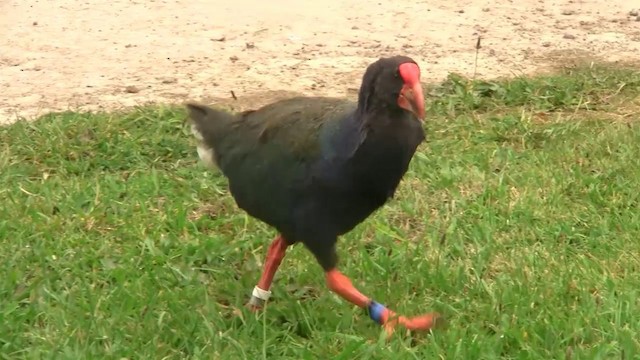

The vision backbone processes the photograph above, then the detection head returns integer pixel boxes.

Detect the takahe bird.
[186,55,440,335]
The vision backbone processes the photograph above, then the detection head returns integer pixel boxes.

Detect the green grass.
[1,62,640,359]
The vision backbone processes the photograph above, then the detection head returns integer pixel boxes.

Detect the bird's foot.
[368,301,443,338]
[382,311,443,338]
[245,302,263,312]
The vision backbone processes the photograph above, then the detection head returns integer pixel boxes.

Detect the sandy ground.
[1,0,639,125]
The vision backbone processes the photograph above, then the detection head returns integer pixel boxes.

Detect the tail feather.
[186,103,234,170]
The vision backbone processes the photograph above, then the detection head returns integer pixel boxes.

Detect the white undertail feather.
[190,123,204,141]
[190,123,218,169]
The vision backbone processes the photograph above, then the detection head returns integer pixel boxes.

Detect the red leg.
[325,270,369,307]
[325,269,441,337]
[247,234,289,310]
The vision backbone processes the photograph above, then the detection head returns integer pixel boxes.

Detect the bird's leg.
[247,234,289,311]
[325,269,441,337]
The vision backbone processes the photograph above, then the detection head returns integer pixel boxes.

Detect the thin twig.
[473,36,482,80]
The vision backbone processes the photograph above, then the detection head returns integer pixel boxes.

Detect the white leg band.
[252,286,272,301]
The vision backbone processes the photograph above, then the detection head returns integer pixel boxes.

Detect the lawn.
[1,62,640,359]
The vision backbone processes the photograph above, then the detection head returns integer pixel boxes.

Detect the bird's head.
[358,55,425,120]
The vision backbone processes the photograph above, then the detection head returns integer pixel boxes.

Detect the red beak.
[398,82,425,120]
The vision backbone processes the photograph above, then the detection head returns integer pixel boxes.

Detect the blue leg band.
[368,300,387,325]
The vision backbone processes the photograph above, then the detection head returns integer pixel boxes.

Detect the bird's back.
[188,97,359,238]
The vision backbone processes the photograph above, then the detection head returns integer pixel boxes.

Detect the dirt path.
[1,0,638,125]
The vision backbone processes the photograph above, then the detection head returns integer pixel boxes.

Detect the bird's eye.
[394,70,400,78]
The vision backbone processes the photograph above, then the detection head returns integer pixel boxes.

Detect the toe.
[402,312,443,331]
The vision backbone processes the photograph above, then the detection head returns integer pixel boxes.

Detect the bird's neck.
[357,100,404,128]
[354,89,423,146]
[356,106,412,136]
